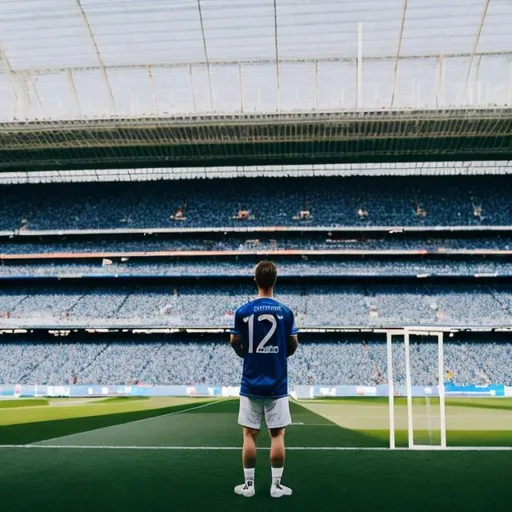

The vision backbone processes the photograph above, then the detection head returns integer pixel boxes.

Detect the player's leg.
[234,396,263,497]
[265,397,293,498]
[241,427,259,482]
[269,428,292,497]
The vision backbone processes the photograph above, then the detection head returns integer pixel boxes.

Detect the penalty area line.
[0,445,511,451]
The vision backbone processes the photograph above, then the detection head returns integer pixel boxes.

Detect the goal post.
[387,327,447,450]
[404,328,447,449]
[386,331,396,449]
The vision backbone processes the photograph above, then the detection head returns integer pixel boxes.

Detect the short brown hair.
[255,261,277,289]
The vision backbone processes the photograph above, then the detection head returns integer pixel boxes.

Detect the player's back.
[232,297,297,398]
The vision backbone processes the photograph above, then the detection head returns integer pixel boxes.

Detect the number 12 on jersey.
[244,313,280,354]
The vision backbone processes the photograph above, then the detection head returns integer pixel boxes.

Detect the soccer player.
[230,261,299,498]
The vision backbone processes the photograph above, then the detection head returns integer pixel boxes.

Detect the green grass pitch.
[0,397,511,512]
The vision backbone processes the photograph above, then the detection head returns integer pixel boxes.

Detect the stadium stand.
[0,339,510,387]
[1,283,512,328]
[1,175,512,230]
[2,236,512,254]
[1,258,511,278]
[1,174,512,390]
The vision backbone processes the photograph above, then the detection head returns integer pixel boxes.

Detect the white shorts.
[238,395,291,430]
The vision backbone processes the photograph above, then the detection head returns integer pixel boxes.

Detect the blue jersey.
[231,297,298,398]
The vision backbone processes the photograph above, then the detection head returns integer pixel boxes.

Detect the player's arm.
[230,334,244,358]
[286,309,299,357]
[230,308,244,358]
[287,334,298,358]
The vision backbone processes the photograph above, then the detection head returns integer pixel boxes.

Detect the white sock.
[244,468,255,487]
[271,467,283,486]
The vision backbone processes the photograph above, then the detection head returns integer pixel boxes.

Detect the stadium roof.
[0,0,511,171]
[1,109,511,173]
[2,160,511,185]
[1,0,511,119]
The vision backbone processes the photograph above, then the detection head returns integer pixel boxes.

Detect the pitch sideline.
[0,445,511,451]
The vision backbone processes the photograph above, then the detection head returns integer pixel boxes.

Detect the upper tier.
[1,175,512,231]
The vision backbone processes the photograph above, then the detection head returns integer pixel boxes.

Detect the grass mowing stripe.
[31,399,226,445]
[1,445,512,451]
[68,398,223,430]
[0,398,220,445]
[93,397,150,404]
[0,397,210,427]
[2,448,510,511]
[1,400,146,411]
[0,399,49,409]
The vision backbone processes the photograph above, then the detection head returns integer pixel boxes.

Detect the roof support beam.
[2,51,512,77]
[196,0,213,111]
[436,55,445,108]
[0,45,31,119]
[314,60,319,110]
[147,65,158,117]
[390,0,408,107]
[273,0,281,112]
[26,72,45,117]
[238,62,244,113]
[189,64,197,114]
[508,61,512,107]
[356,22,363,109]
[0,45,19,118]
[66,69,82,118]
[75,0,116,115]
[464,0,490,99]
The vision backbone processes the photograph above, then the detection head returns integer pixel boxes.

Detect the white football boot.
[270,481,293,498]
[234,481,255,498]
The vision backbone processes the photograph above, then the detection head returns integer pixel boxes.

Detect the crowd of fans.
[2,236,511,255]
[1,283,512,328]
[1,175,511,230]
[1,258,511,278]
[0,339,510,386]
[1,175,511,390]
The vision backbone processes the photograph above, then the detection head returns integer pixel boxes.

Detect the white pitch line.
[0,445,511,451]
[326,413,512,418]
[290,423,338,427]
